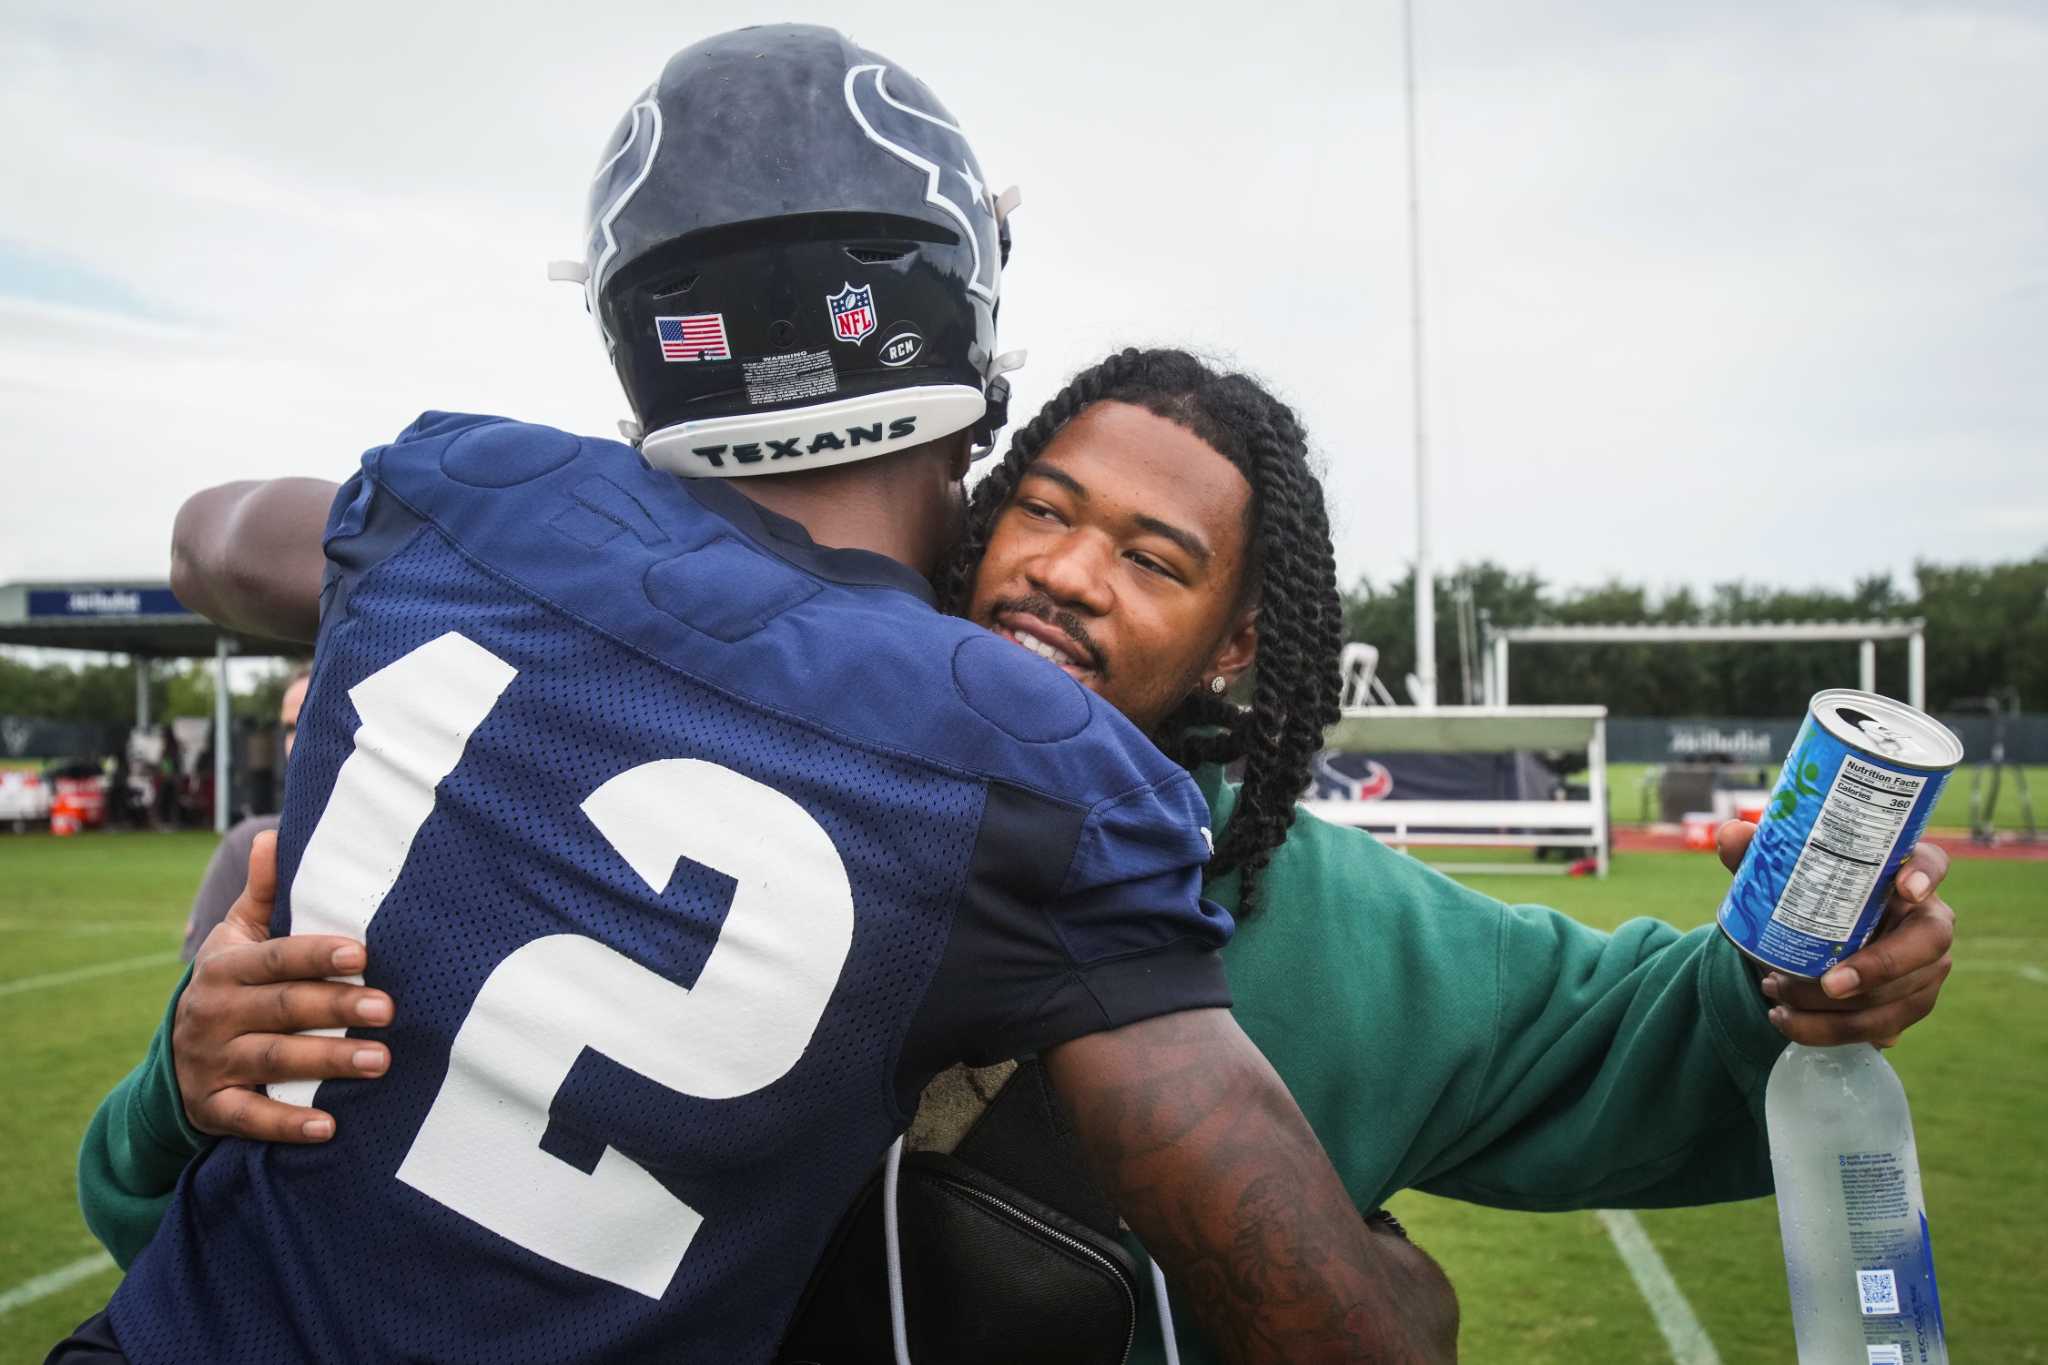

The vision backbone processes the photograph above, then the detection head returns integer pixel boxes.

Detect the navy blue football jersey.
[109,414,1231,1364]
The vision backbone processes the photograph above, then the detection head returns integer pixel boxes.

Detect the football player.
[52,27,1433,1365]
[82,346,1957,1365]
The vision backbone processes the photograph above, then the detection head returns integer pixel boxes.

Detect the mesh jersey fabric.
[108,413,1230,1364]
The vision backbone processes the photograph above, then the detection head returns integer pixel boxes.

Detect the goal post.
[1480,620,1929,712]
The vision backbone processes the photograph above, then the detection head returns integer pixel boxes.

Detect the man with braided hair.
[87,345,1961,1364]
[942,346,1346,918]
[927,345,1958,1364]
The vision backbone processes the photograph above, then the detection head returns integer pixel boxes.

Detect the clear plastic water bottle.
[1766,1043,1948,1364]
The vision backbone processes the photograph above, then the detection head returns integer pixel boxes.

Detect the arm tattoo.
[1049,1011,1452,1364]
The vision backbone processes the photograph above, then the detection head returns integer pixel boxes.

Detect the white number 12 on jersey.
[279,631,855,1299]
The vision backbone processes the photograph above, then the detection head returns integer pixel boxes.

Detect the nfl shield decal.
[826,283,877,344]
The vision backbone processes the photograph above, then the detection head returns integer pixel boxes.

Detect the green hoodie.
[79,767,1786,1361]
[1121,767,1785,1364]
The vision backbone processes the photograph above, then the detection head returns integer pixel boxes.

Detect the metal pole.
[214,637,231,834]
[1493,635,1511,706]
[1453,585,1472,706]
[1859,640,1877,696]
[1908,629,1926,713]
[1590,717,1610,878]
[1402,0,1436,707]
[134,656,150,729]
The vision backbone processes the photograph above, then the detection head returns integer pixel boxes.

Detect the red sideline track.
[1612,825,2048,861]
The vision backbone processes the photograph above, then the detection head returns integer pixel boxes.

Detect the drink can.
[1718,689,1962,979]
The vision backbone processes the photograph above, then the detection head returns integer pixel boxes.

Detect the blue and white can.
[1718,689,1962,979]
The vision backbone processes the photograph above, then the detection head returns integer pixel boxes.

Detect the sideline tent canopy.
[0,580,297,832]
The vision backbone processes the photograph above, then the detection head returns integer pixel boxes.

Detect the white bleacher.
[1307,700,1611,877]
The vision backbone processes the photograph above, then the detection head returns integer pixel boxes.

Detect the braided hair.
[937,347,1343,918]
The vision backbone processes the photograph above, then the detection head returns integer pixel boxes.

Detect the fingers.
[221,830,281,936]
[205,935,368,989]
[188,1088,340,1144]
[246,827,279,903]
[1715,820,1756,874]
[1766,954,1950,1016]
[1818,896,1954,1000]
[1889,842,1950,907]
[220,1032,389,1089]
[181,965,391,1038]
[192,913,266,960]
[1760,892,1955,1046]
[1768,982,1941,1047]
[207,979,395,1037]
[173,927,394,1143]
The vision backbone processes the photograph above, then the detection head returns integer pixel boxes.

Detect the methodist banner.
[1606,715,2048,765]
[25,587,192,618]
[1605,718,1802,765]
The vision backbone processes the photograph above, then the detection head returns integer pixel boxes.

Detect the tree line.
[4,552,2043,726]
[1342,553,2048,718]
[0,657,299,727]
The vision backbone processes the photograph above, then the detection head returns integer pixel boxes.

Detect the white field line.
[1950,961,2047,984]
[0,918,177,935]
[0,1251,116,1315]
[1596,1209,1723,1365]
[0,950,181,999]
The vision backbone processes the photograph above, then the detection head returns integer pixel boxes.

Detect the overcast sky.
[3,0,2043,609]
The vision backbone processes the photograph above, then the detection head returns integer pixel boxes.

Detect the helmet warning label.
[744,351,839,406]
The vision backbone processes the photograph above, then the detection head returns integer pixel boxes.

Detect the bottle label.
[1837,1153,1945,1362]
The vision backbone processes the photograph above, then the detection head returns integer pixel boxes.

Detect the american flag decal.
[656,314,730,362]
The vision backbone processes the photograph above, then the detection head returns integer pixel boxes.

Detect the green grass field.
[2,831,2042,1361]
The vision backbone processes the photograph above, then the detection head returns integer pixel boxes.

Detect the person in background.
[178,668,308,960]
[149,725,180,831]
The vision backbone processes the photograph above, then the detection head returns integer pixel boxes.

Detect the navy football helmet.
[559,25,1021,478]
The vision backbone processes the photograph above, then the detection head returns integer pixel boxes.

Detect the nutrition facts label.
[1772,756,1927,941]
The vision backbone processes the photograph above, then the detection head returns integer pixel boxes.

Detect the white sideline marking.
[0,918,175,935]
[0,951,181,999]
[1951,961,2047,984]
[1597,1209,1723,1365]
[0,1251,116,1315]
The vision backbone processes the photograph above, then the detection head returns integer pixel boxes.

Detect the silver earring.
[1208,676,1228,695]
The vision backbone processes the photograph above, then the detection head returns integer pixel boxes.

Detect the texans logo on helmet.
[843,64,1000,303]
[583,85,663,324]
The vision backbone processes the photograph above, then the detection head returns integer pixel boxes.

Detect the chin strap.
[884,1135,913,1365]
[1150,1257,1183,1365]
[969,348,1030,455]
[994,185,1021,268]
